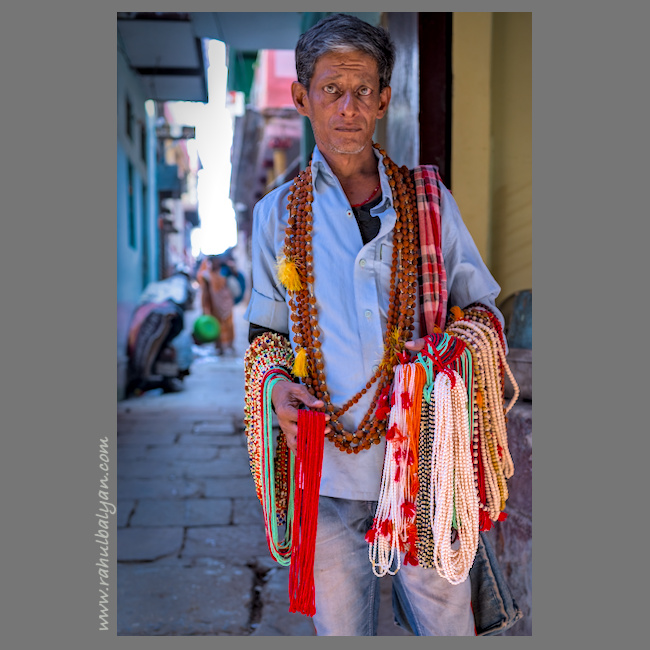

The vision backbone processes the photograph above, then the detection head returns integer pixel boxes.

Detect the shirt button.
[359,259,366,267]
[364,310,372,319]
[346,210,353,217]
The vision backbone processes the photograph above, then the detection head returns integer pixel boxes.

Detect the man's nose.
[338,91,359,116]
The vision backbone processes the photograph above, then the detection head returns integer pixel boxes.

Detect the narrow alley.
[116,300,410,636]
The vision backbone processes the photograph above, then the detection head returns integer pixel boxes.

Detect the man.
[244,14,504,636]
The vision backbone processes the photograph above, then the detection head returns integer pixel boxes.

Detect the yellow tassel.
[378,327,402,371]
[451,306,464,322]
[380,354,396,372]
[293,347,308,377]
[389,326,402,349]
[276,255,303,292]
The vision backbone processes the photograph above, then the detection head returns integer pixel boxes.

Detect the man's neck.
[318,145,378,185]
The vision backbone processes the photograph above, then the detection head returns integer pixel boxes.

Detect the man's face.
[292,50,391,157]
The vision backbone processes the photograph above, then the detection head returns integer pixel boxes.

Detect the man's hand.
[404,337,429,354]
[272,381,330,454]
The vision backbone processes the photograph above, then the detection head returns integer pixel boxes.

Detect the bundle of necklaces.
[243,332,326,616]
[243,145,520,616]
[366,304,519,585]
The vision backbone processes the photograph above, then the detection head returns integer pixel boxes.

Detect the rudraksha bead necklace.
[280,144,419,454]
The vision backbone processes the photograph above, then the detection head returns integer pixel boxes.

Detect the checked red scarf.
[414,165,448,334]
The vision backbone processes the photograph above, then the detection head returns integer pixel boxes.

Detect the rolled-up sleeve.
[440,186,505,331]
[243,190,291,335]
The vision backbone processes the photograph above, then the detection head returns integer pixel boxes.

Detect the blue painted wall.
[117,47,158,398]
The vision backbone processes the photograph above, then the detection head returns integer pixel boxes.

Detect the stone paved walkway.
[116,302,410,636]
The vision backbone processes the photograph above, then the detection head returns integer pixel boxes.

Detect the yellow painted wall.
[490,13,532,301]
[451,12,532,303]
[451,13,493,263]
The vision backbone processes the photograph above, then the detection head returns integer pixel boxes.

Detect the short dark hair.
[295,13,396,92]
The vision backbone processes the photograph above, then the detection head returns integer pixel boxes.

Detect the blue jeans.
[312,496,476,636]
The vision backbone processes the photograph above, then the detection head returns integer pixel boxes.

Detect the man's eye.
[324,85,337,94]
[358,87,372,96]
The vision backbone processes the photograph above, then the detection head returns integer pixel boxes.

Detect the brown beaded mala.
[277,144,420,454]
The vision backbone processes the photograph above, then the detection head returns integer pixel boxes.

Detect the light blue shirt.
[245,145,503,500]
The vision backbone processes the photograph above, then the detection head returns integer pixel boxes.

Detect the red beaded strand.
[288,409,326,616]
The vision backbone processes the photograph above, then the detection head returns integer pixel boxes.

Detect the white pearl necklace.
[446,317,517,517]
[430,371,479,584]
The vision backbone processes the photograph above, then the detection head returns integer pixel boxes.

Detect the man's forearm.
[248,323,287,344]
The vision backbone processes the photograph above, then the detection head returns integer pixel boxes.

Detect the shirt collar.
[311,145,394,209]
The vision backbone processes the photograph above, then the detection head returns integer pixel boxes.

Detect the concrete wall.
[381,12,420,170]
[117,47,158,399]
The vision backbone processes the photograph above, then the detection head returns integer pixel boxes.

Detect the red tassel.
[479,513,493,532]
[365,526,377,544]
[376,405,390,421]
[378,386,390,405]
[401,391,412,409]
[287,409,325,617]
[405,523,418,545]
[403,549,419,566]
[498,511,508,522]
[386,423,400,441]
[380,519,392,538]
[401,501,416,518]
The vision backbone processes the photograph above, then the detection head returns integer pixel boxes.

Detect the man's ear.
[291,81,310,117]
[377,86,391,119]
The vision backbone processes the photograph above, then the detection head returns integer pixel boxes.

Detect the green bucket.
[193,314,220,343]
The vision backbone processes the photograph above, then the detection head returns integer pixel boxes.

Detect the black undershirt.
[248,194,383,343]
[351,193,383,244]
